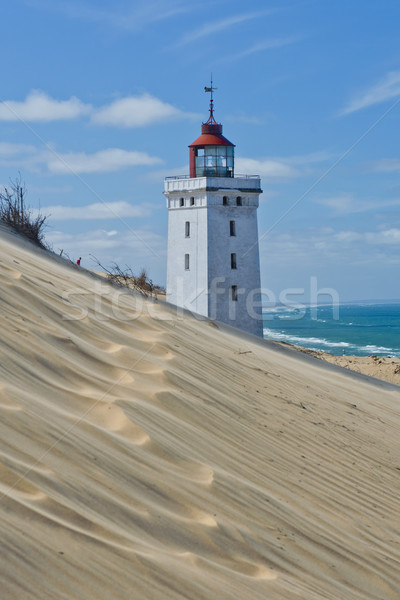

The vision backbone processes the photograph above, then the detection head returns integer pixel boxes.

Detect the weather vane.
[204,74,218,123]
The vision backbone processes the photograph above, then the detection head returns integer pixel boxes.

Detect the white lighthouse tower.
[165,84,263,337]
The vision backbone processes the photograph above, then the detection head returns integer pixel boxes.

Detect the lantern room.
[189,85,235,178]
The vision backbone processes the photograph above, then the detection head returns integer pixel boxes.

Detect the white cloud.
[370,158,400,173]
[236,151,332,179]
[146,164,188,181]
[27,0,191,32]
[0,90,196,128]
[258,226,400,272]
[366,228,400,245]
[340,71,400,115]
[334,228,400,245]
[0,142,36,156]
[46,228,167,269]
[42,201,152,220]
[219,36,301,64]
[0,90,91,122]
[317,194,368,215]
[316,194,400,215]
[92,94,197,128]
[47,148,163,174]
[236,157,300,179]
[0,140,163,175]
[285,151,334,166]
[176,10,275,46]
[0,144,47,172]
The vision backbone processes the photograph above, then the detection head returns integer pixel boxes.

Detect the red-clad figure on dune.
[76,257,81,266]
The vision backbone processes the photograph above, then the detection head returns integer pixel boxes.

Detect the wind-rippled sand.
[1,226,399,600]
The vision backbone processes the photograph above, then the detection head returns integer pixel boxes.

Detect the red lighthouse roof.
[189,125,234,148]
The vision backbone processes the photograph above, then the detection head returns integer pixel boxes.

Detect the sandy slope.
[0,226,400,600]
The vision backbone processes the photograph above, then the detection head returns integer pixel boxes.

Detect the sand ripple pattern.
[0,227,400,600]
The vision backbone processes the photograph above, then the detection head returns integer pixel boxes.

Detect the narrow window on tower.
[185,254,190,270]
[179,198,184,207]
[231,253,237,269]
[236,196,242,206]
[223,196,228,206]
[231,285,238,301]
[230,220,236,236]
[190,197,195,206]
[185,221,190,238]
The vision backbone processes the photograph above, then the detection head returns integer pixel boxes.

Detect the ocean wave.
[263,329,350,349]
[262,303,400,356]
[262,306,303,314]
[262,329,400,357]
[357,344,400,356]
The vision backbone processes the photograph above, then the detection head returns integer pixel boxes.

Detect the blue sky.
[1,0,400,302]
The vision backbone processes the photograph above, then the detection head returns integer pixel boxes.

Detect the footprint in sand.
[104,343,125,353]
[178,552,277,580]
[0,463,47,501]
[190,508,218,527]
[175,462,214,486]
[3,266,22,281]
[150,451,215,486]
[0,388,22,411]
[22,494,135,551]
[232,561,278,580]
[79,369,135,391]
[87,403,150,445]
[116,370,135,384]
[132,361,165,375]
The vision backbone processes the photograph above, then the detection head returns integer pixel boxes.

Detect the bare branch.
[90,255,164,297]
[0,175,49,248]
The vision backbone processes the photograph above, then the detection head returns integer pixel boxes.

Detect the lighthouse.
[165,83,263,337]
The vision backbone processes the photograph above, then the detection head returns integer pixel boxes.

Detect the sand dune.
[0,225,399,600]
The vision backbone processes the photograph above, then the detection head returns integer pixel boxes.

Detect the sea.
[262,302,400,357]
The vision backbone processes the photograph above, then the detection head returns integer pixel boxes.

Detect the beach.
[284,345,400,385]
[315,352,400,385]
[1,224,400,600]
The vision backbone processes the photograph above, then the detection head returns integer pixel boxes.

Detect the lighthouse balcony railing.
[164,175,261,193]
[165,174,260,180]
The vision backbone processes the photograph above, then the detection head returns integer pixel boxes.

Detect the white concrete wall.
[166,198,208,317]
[165,178,263,337]
[207,202,262,337]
